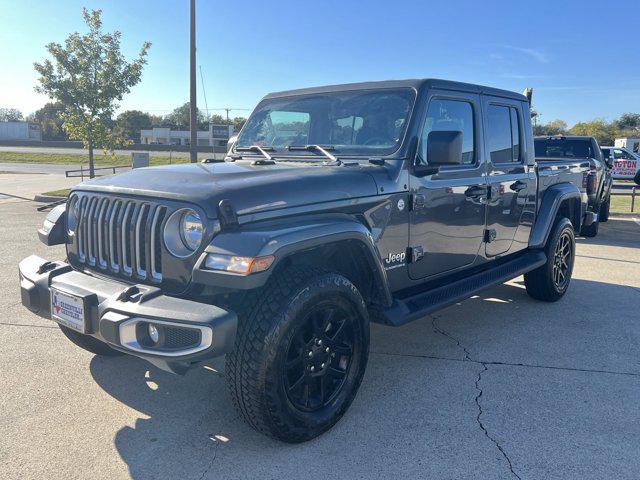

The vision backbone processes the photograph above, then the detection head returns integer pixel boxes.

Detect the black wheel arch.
[529,183,582,249]
[193,214,393,308]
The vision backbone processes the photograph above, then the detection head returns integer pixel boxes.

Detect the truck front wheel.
[225,266,370,442]
[524,217,575,302]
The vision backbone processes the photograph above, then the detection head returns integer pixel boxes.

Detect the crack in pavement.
[431,316,522,480]
[369,350,640,378]
[0,322,58,329]
[197,439,220,480]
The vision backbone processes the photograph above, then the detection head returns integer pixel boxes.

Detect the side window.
[613,149,626,159]
[510,107,521,161]
[487,104,521,163]
[331,115,364,145]
[487,105,513,163]
[419,99,475,165]
[261,111,310,147]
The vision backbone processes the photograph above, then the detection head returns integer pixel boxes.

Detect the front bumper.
[18,255,237,374]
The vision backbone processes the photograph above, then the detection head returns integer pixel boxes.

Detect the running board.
[382,251,547,326]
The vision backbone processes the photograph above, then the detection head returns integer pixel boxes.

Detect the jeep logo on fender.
[385,251,406,265]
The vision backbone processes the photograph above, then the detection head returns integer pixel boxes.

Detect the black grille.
[70,193,167,282]
[164,326,201,349]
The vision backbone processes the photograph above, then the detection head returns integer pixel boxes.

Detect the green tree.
[533,119,568,137]
[570,119,617,146]
[0,108,24,122]
[615,113,640,132]
[33,8,150,177]
[165,102,207,130]
[27,102,67,140]
[232,116,246,132]
[116,110,152,142]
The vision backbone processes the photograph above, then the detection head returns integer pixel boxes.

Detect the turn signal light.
[204,254,275,275]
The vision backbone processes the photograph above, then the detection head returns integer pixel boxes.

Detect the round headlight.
[163,208,204,258]
[180,211,203,251]
[67,196,79,234]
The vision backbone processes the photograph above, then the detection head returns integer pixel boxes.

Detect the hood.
[73,161,380,218]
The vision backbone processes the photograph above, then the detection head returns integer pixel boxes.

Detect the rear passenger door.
[483,98,534,257]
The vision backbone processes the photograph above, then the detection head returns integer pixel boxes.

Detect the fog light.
[148,324,160,344]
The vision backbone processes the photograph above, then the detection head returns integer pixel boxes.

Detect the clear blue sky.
[1,0,638,125]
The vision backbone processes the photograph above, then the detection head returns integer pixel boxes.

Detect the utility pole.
[225,108,231,124]
[189,0,197,163]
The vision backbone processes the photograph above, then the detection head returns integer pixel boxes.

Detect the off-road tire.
[580,216,599,237]
[58,324,124,356]
[525,217,575,302]
[225,266,370,443]
[600,196,610,223]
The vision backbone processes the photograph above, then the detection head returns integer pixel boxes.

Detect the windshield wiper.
[235,145,275,163]
[287,145,341,165]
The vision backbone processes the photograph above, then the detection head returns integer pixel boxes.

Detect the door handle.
[464,185,487,198]
[510,180,528,192]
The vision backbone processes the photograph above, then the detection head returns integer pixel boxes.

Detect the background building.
[0,121,42,141]
[614,137,640,153]
[140,124,233,148]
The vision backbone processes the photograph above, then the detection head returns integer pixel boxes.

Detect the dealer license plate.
[50,288,86,333]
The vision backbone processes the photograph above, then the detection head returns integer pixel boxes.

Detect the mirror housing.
[427,130,463,166]
[605,157,614,169]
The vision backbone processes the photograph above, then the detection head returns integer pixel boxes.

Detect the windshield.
[236,88,415,156]
[534,138,595,159]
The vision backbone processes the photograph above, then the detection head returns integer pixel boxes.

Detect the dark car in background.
[535,135,613,236]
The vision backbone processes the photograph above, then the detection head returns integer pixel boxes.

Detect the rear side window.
[419,99,475,165]
[534,138,594,159]
[487,105,521,163]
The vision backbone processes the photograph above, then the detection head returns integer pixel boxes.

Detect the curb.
[34,194,67,203]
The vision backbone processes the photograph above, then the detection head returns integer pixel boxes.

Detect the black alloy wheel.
[284,304,355,412]
[552,230,573,291]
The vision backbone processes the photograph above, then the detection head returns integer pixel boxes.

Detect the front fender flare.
[192,215,393,306]
[529,183,582,249]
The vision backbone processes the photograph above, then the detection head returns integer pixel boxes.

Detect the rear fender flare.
[529,183,582,249]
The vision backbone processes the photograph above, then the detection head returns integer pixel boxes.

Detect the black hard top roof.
[263,78,527,102]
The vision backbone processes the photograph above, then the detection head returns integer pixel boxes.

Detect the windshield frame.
[234,86,418,159]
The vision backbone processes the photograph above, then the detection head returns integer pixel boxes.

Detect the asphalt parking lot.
[1,198,639,480]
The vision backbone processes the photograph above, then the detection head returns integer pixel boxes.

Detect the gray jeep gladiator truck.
[19,79,590,443]
[535,135,613,237]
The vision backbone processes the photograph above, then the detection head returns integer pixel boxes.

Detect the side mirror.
[428,130,463,165]
[605,158,614,169]
[413,130,463,177]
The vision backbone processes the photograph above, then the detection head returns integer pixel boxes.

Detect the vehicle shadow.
[89,276,640,479]
[577,216,639,248]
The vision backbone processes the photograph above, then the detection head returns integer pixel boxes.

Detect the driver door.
[408,91,487,280]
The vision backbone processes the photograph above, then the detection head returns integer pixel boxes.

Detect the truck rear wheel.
[524,217,575,302]
[600,196,610,223]
[580,216,599,237]
[58,324,124,356]
[225,266,370,443]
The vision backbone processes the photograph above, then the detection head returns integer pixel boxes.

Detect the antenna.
[199,65,209,117]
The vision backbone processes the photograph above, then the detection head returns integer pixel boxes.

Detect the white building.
[614,137,640,154]
[0,121,42,141]
[140,124,233,148]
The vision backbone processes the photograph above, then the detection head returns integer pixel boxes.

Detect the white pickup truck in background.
[601,146,640,185]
